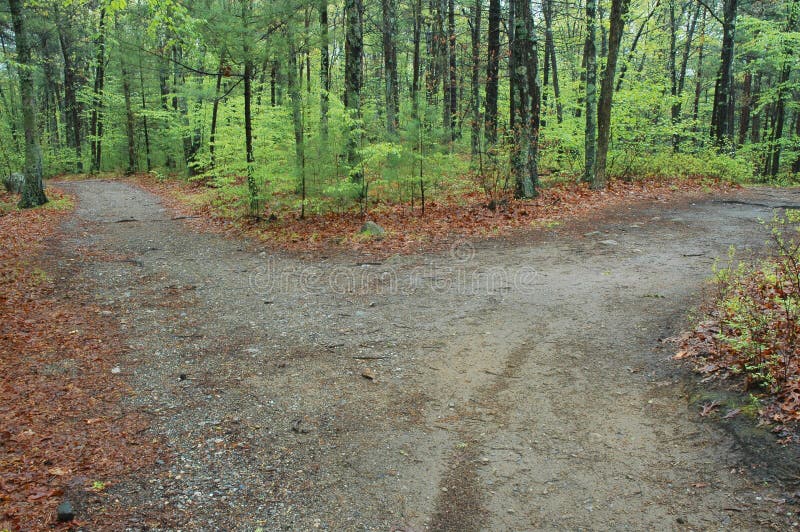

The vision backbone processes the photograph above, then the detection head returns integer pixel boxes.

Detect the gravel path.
[54,180,800,530]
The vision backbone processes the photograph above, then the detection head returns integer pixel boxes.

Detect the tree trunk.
[9,0,46,207]
[668,0,682,150]
[509,0,538,198]
[209,54,224,171]
[485,0,500,147]
[345,0,364,184]
[750,73,761,143]
[583,0,598,183]
[57,22,82,172]
[242,1,258,215]
[738,69,752,148]
[411,0,422,119]
[446,0,458,139]
[470,0,482,157]
[244,59,254,167]
[678,2,700,98]
[121,60,136,174]
[90,8,106,173]
[711,0,738,148]
[692,10,706,132]
[381,0,399,136]
[287,30,306,217]
[767,0,799,176]
[594,0,631,189]
[508,0,515,128]
[543,0,562,124]
[435,0,450,137]
[319,0,329,139]
[138,54,151,172]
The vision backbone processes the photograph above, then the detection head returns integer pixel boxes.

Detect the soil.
[51,180,800,530]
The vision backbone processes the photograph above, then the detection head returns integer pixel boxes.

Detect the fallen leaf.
[361,368,376,380]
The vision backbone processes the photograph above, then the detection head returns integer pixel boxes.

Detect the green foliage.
[5,0,800,211]
[710,215,800,392]
[606,148,755,183]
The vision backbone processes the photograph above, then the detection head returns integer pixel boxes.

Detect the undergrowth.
[676,211,800,438]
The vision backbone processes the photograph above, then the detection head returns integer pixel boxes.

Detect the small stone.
[56,500,75,522]
[676,517,687,524]
[599,240,619,246]
[111,366,121,374]
[584,231,602,236]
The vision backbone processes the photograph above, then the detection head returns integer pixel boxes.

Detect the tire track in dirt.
[430,335,534,530]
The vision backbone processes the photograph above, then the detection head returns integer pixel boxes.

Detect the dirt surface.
[52,180,800,530]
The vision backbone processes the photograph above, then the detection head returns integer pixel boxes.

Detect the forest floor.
[9,179,800,530]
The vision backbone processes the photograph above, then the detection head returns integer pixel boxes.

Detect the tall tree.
[345,0,364,184]
[766,0,799,176]
[509,0,539,198]
[583,0,598,183]
[56,10,83,172]
[8,0,46,207]
[381,0,399,135]
[411,0,422,119]
[542,0,562,124]
[242,0,258,215]
[593,0,631,189]
[287,29,306,217]
[319,0,329,140]
[469,0,482,157]
[710,0,739,148]
[445,0,458,139]
[89,7,107,173]
[484,0,501,148]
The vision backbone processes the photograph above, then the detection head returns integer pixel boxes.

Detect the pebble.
[56,500,75,522]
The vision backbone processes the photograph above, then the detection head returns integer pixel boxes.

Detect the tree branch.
[693,0,724,25]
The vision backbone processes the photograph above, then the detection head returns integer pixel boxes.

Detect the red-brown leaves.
[132,174,734,258]
[674,246,800,432]
[0,189,156,530]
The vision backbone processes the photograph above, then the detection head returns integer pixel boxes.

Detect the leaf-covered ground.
[130,174,736,257]
[674,219,800,440]
[0,189,156,530]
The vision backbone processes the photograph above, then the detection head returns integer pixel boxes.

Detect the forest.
[2,0,800,212]
[7,1,800,529]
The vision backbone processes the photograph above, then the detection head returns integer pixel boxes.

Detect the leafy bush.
[607,148,755,183]
[677,213,800,426]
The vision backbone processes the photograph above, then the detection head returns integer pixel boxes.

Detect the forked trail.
[57,180,800,530]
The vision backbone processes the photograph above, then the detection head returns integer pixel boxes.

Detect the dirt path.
[54,180,800,530]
